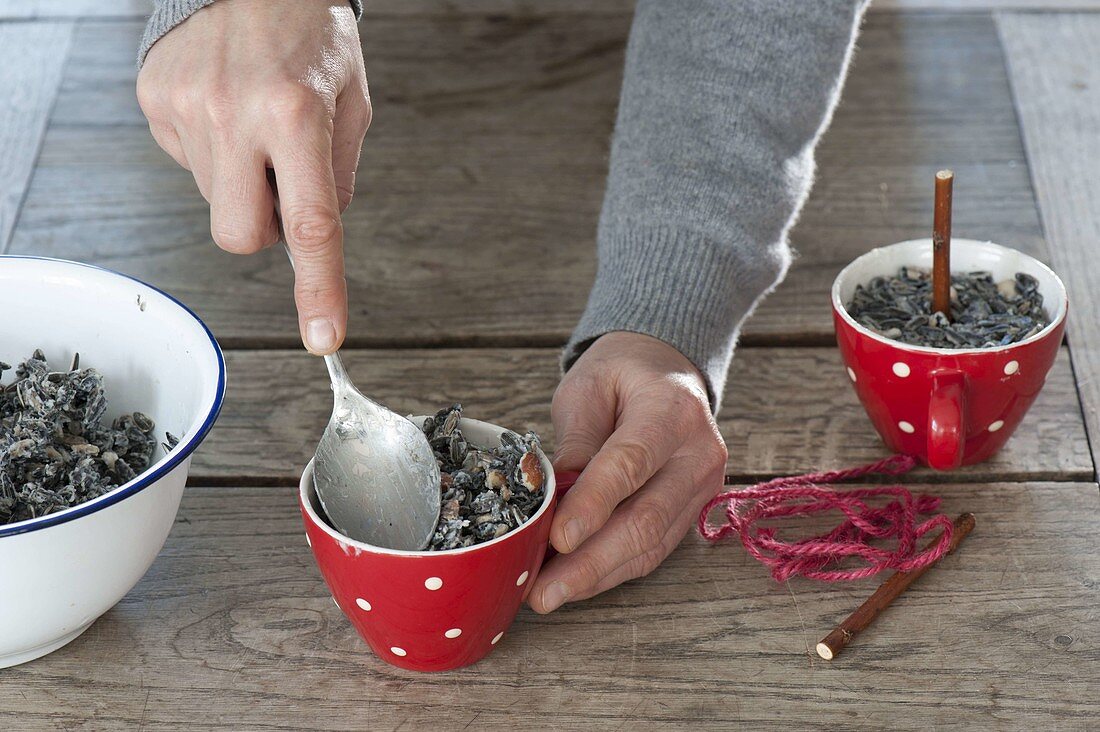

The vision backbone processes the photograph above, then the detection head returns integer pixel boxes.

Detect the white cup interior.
[832,239,1067,352]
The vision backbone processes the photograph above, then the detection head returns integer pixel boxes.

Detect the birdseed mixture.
[846,267,1050,349]
[423,404,545,551]
[0,350,177,525]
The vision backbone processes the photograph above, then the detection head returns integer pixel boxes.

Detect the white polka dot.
[892,362,911,378]
[516,571,529,587]
[424,577,443,591]
[491,631,504,645]
[898,421,915,434]
[305,534,311,548]
[390,646,407,657]
[846,367,857,383]
[355,597,372,612]
[1004,360,1019,375]
[988,420,1005,433]
[445,628,462,639]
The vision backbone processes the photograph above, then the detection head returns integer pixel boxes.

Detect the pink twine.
[697,455,955,582]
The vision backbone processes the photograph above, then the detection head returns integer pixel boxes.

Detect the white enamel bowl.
[0,257,225,668]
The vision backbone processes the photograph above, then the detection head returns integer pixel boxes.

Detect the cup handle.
[555,470,580,499]
[927,370,966,470]
[541,470,580,565]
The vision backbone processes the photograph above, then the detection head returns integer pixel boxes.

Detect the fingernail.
[305,318,337,353]
[541,581,572,612]
[562,518,585,551]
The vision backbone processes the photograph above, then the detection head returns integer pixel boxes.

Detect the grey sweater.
[141,0,869,411]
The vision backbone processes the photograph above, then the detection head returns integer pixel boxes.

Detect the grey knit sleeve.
[562,0,869,411]
[138,0,365,66]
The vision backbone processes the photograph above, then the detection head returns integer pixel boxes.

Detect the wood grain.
[0,21,73,252]
[13,13,1046,347]
[190,347,1091,484]
[3,481,1096,730]
[998,13,1100,478]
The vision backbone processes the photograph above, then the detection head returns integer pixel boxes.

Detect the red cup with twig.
[832,238,1067,470]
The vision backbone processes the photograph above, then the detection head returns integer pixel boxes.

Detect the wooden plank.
[998,13,1100,478]
[14,13,1046,347]
[3,481,1096,729]
[0,21,73,252]
[189,347,1091,484]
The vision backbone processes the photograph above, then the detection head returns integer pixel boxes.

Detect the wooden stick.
[932,169,954,319]
[816,512,975,661]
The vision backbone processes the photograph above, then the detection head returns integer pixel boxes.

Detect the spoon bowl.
[312,352,442,551]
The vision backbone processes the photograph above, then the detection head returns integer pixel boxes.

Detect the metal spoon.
[283,246,441,550]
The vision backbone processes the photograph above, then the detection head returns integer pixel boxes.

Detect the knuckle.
[360,99,373,133]
[347,90,373,133]
[665,383,709,426]
[638,544,669,577]
[612,438,657,487]
[569,553,605,592]
[294,275,346,307]
[203,93,238,134]
[136,76,163,119]
[625,500,670,555]
[554,435,596,466]
[270,85,327,125]
[335,184,355,212]
[708,436,729,469]
[685,391,712,424]
[288,211,341,253]
[211,223,267,255]
[168,84,201,118]
[554,369,601,406]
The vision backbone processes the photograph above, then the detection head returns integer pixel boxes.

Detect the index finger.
[270,114,348,355]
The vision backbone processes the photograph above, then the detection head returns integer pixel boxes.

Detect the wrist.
[562,223,790,412]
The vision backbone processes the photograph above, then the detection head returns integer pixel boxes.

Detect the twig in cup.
[815,512,975,661]
[932,169,954,319]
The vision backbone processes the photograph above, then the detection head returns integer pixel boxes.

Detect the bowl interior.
[301,415,556,556]
[0,257,224,533]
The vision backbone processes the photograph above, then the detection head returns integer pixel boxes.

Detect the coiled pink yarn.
[697,455,954,582]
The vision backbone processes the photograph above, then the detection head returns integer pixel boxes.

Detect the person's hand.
[528,332,728,613]
[137,0,370,354]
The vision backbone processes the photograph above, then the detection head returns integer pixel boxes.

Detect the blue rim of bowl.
[0,256,227,538]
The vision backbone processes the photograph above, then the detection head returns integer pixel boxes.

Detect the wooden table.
[2,2,1098,729]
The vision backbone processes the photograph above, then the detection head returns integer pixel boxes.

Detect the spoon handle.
[323,351,351,392]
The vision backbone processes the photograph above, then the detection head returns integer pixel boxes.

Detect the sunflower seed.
[422,403,544,551]
[846,267,1049,349]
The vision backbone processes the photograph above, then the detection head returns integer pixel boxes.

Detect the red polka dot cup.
[299,416,558,672]
[832,239,1067,470]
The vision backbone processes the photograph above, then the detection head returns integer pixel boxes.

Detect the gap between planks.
[214,332,839,351]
